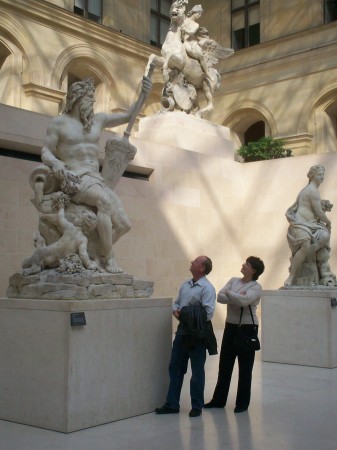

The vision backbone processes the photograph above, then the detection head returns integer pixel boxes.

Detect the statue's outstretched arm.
[99,75,152,129]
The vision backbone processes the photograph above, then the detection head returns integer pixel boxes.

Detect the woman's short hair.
[246,256,265,280]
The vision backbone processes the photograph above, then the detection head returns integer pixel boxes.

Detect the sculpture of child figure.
[22,193,98,276]
[181,4,211,80]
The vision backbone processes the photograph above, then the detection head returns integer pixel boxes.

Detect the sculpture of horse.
[146,0,234,117]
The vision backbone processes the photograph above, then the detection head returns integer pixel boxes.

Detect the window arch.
[325,0,337,23]
[299,85,337,154]
[0,39,23,107]
[244,120,265,145]
[59,57,117,116]
[224,107,274,152]
[325,101,337,151]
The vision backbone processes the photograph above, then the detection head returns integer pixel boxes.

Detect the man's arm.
[172,286,183,319]
[201,283,216,320]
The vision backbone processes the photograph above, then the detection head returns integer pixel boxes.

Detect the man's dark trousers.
[165,334,206,410]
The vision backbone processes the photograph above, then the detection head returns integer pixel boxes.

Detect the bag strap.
[248,305,256,325]
[238,307,243,326]
[239,305,256,326]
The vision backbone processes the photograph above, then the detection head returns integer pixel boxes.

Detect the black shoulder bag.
[233,305,260,352]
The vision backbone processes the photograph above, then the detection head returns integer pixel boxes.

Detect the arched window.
[0,43,10,70]
[0,40,22,107]
[244,121,265,145]
[325,0,337,23]
[325,101,337,151]
[60,65,105,114]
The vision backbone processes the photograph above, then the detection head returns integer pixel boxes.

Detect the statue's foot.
[105,258,123,274]
[22,264,42,277]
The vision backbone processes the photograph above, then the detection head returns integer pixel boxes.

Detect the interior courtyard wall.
[0,0,337,327]
[2,147,337,326]
[211,22,337,155]
[261,0,323,41]
[0,1,154,117]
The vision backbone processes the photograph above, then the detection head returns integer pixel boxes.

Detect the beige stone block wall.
[2,140,336,327]
[213,22,337,156]
[261,0,323,41]
[0,157,38,298]
[0,0,153,119]
[0,0,336,329]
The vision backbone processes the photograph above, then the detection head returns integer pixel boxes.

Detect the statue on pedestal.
[284,165,336,287]
[146,1,234,117]
[7,74,155,299]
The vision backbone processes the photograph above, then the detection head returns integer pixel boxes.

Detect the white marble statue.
[284,165,336,287]
[22,193,97,275]
[146,0,234,117]
[27,75,152,275]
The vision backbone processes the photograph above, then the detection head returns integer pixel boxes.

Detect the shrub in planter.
[237,137,291,162]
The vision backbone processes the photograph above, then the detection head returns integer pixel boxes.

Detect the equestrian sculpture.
[146,1,234,117]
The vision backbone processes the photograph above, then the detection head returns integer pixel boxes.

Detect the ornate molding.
[22,83,66,102]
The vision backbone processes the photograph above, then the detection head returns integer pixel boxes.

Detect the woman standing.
[205,256,265,413]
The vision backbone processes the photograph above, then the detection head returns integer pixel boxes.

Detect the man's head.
[190,255,212,280]
[64,78,95,132]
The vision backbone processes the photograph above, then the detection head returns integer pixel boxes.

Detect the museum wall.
[212,22,337,156]
[1,143,337,326]
[0,0,337,327]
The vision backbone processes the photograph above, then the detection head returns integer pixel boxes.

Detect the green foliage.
[237,136,291,162]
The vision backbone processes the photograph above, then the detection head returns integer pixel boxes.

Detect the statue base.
[261,289,337,368]
[0,296,172,432]
[136,111,234,158]
[6,270,154,300]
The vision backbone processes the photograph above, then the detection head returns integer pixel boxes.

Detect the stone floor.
[1,329,336,450]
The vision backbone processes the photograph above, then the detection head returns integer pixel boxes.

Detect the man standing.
[155,256,216,417]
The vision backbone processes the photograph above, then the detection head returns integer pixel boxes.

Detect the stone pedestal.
[0,296,172,433]
[136,112,234,158]
[261,290,337,368]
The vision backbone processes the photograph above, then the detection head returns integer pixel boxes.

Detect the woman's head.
[307,165,325,182]
[245,256,265,280]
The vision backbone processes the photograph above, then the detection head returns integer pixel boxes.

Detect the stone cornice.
[217,40,337,96]
[23,83,66,102]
